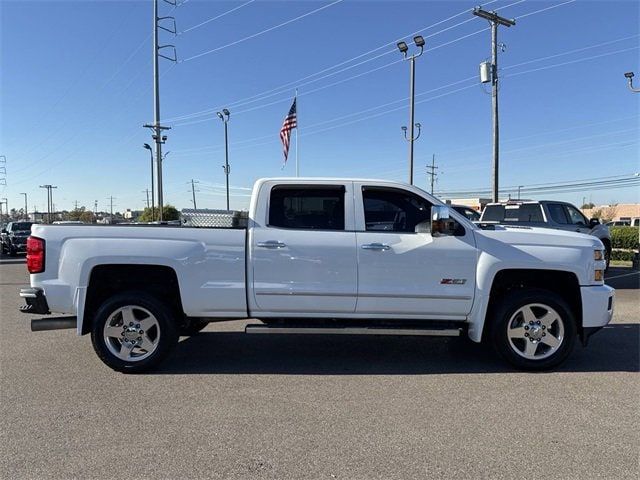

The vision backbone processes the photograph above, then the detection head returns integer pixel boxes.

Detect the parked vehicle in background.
[480,200,611,268]
[1,221,34,256]
[608,218,640,227]
[52,221,85,225]
[451,204,481,222]
[20,179,613,373]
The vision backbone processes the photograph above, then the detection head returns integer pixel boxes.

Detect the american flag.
[279,97,297,163]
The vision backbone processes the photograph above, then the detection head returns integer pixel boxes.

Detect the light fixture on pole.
[143,143,155,221]
[624,72,640,92]
[397,35,425,185]
[216,108,231,211]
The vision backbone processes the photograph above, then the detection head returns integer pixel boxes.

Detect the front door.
[354,184,477,319]
[250,182,357,315]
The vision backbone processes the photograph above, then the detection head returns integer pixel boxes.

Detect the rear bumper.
[581,284,614,328]
[19,287,50,315]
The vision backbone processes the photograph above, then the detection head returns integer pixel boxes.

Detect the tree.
[138,205,180,222]
[581,202,595,209]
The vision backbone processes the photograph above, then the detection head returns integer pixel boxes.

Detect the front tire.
[490,289,576,370]
[91,291,178,373]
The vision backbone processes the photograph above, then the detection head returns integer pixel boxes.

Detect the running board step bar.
[245,325,461,337]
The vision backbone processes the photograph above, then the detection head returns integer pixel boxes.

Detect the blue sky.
[1,0,639,213]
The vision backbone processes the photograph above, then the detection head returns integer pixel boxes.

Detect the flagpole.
[295,88,299,177]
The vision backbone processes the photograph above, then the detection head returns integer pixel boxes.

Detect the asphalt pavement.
[1,257,638,479]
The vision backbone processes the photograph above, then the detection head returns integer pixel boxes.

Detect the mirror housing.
[431,205,456,237]
[589,218,600,228]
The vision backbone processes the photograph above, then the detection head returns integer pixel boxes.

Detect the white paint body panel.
[28,177,613,341]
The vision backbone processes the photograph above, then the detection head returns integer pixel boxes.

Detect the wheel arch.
[473,268,582,343]
[81,264,185,335]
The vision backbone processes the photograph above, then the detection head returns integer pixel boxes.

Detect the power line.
[180,0,256,34]
[182,0,345,62]
[164,0,506,123]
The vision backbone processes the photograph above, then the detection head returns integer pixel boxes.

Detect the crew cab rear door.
[354,183,477,319]
[249,181,358,315]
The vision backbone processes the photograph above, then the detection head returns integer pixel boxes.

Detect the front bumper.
[19,287,50,315]
[581,284,614,328]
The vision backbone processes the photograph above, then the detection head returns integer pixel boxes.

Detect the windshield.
[11,222,33,231]
[481,204,544,223]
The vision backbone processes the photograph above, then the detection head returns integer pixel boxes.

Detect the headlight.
[594,250,604,261]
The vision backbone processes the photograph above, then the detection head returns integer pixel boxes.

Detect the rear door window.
[269,186,345,230]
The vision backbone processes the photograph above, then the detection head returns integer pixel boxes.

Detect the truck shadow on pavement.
[158,323,639,375]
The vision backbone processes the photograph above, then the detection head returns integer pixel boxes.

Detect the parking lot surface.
[1,257,638,479]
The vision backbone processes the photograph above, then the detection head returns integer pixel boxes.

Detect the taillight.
[26,236,45,274]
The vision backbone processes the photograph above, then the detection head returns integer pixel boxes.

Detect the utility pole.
[143,189,150,209]
[20,193,28,219]
[216,109,231,210]
[108,196,115,223]
[473,7,515,203]
[73,200,79,211]
[517,185,523,200]
[39,185,57,223]
[426,154,438,195]
[190,179,199,209]
[397,36,425,185]
[143,0,177,223]
[94,200,98,223]
[0,198,7,222]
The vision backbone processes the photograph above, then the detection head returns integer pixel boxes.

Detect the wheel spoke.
[121,306,136,326]
[104,325,122,339]
[139,334,155,353]
[521,306,537,325]
[139,316,156,332]
[508,326,527,339]
[118,340,135,360]
[541,332,561,348]
[539,311,558,328]
[524,340,539,357]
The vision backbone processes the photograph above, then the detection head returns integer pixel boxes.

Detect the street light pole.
[473,7,515,203]
[20,193,27,219]
[397,36,425,185]
[144,143,155,220]
[216,109,231,210]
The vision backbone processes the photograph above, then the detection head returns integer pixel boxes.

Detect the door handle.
[257,240,287,249]
[361,243,390,251]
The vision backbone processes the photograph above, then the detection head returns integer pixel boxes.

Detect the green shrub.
[611,249,636,262]
[610,226,639,250]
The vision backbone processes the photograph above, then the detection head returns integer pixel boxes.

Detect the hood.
[474,225,603,249]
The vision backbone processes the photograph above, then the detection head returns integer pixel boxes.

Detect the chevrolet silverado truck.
[20,179,614,373]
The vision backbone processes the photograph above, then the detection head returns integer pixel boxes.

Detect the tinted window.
[362,187,432,233]
[453,206,480,221]
[11,222,33,231]
[547,204,569,224]
[565,205,587,226]
[269,186,345,230]
[482,204,544,222]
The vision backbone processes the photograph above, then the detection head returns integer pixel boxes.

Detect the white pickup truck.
[20,178,614,373]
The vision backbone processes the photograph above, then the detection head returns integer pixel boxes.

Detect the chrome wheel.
[103,305,161,362]
[507,303,565,360]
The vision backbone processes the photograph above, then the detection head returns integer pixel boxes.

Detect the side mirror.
[589,218,600,228]
[431,205,456,237]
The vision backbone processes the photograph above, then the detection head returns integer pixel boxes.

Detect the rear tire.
[90,291,178,373]
[490,288,576,371]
